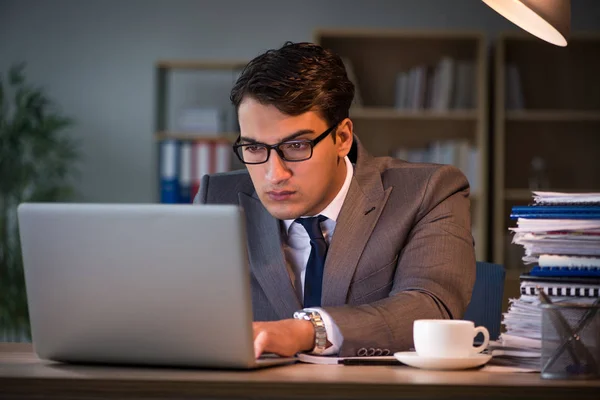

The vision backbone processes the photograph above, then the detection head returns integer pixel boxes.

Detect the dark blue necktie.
[295,215,328,308]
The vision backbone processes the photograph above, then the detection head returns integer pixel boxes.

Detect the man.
[194,42,475,358]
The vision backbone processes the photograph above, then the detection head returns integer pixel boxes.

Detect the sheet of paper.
[480,365,539,373]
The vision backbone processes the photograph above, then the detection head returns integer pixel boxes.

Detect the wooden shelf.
[350,107,477,121]
[500,31,600,42]
[506,110,600,122]
[156,60,248,70]
[155,132,238,142]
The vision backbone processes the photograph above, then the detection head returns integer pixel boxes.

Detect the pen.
[340,358,402,366]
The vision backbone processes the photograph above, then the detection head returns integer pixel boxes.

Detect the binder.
[159,140,179,204]
[215,141,231,173]
[521,272,600,285]
[528,265,600,278]
[191,140,211,200]
[510,205,600,220]
[178,141,192,204]
[520,282,600,298]
[512,206,600,214]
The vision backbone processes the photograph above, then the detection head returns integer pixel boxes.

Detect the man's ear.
[336,118,353,158]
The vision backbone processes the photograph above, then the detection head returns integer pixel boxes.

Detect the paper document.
[510,219,600,233]
[533,191,600,205]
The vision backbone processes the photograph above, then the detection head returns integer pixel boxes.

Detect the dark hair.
[230,41,354,127]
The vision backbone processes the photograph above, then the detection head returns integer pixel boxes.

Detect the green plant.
[0,63,80,340]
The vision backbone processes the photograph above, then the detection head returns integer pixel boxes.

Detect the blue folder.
[528,265,600,277]
[510,205,600,220]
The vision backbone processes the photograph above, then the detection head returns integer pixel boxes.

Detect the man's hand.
[253,319,314,358]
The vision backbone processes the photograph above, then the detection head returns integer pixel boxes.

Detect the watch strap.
[293,309,328,354]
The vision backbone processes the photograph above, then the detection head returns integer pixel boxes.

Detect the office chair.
[464,261,506,340]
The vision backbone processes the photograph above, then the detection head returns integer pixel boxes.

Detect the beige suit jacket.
[194,137,476,356]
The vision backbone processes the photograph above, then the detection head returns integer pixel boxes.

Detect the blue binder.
[159,140,180,204]
[510,205,600,220]
[528,265,600,277]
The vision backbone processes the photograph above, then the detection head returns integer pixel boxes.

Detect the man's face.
[237,97,353,220]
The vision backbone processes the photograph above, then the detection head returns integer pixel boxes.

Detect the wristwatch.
[293,309,328,355]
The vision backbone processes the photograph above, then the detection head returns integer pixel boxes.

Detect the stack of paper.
[491,191,600,371]
[487,338,541,370]
[509,191,600,269]
[490,297,543,371]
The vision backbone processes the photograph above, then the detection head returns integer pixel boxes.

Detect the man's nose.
[265,150,292,183]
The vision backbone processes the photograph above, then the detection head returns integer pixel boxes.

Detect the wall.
[1,0,599,202]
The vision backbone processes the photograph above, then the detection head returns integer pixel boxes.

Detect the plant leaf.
[8,63,26,86]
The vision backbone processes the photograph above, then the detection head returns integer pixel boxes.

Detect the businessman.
[195,42,476,358]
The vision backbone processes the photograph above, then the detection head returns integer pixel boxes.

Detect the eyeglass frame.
[231,122,339,165]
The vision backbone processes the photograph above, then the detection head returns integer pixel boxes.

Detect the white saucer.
[394,352,492,371]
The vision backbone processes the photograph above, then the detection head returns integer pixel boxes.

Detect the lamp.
[482,0,570,46]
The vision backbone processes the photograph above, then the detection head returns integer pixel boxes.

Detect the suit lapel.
[322,142,392,306]
[239,193,302,319]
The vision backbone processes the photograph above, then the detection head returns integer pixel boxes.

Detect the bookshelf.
[314,29,489,260]
[154,60,247,203]
[492,33,600,306]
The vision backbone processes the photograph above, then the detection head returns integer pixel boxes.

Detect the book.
[505,64,524,110]
[432,57,455,110]
[453,61,475,109]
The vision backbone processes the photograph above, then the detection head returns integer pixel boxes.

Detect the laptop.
[17,202,295,369]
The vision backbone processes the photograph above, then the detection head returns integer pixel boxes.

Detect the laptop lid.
[17,202,276,369]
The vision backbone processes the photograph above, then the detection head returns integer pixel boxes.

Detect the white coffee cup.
[413,319,489,358]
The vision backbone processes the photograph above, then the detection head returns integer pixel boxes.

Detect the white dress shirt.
[282,156,353,355]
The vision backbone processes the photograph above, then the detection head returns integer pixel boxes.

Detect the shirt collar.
[283,156,354,234]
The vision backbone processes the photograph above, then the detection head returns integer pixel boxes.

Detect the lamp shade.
[482,0,570,46]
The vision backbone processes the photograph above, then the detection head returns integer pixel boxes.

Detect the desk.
[1,343,599,400]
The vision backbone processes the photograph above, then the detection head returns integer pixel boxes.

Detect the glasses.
[232,123,338,165]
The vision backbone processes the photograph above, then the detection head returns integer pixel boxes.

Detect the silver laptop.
[17,202,294,369]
